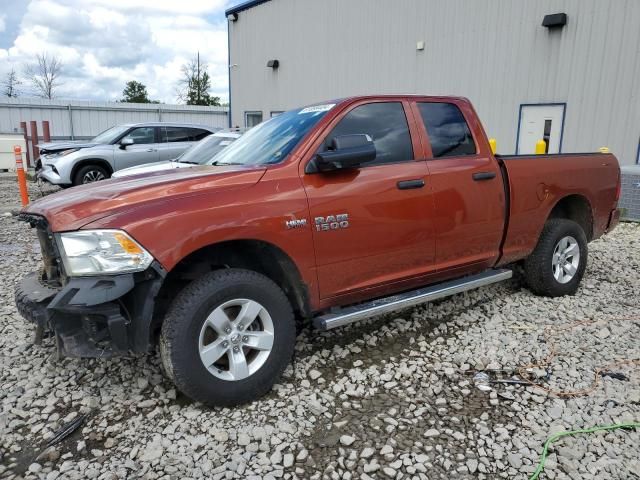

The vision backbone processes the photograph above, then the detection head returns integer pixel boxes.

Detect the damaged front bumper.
[15,265,165,358]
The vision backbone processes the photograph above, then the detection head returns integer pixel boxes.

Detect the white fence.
[0,98,229,140]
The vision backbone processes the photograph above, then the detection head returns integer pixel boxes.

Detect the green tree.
[178,52,221,106]
[121,80,158,103]
[2,68,22,98]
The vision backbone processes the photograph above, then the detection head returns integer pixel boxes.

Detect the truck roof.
[338,94,471,103]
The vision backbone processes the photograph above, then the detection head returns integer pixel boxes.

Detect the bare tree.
[2,68,21,98]
[25,53,63,99]
[176,52,220,106]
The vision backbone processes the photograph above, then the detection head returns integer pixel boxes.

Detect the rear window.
[162,127,211,143]
[417,102,476,157]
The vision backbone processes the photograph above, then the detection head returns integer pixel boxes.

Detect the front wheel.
[73,164,109,186]
[524,219,588,297]
[159,269,296,407]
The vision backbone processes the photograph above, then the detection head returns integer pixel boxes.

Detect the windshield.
[207,104,335,166]
[91,125,131,144]
[177,134,239,164]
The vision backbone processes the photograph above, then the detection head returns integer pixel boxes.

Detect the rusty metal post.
[20,121,31,168]
[30,121,39,162]
[42,120,51,142]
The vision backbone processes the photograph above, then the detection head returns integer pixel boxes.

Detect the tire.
[524,219,588,297]
[73,164,109,186]
[159,268,296,407]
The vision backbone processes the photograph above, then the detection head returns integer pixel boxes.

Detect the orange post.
[14,146,29,206]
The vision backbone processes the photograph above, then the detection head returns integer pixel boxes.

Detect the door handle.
[146,148,156,152]
[472,171,496,181]
[397,179,425,190]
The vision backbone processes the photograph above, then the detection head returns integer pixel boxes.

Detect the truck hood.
[24,165,267,232]
[39,141,99,153]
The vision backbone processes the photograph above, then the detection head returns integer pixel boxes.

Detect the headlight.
[60,148,79,156]
[56,230,153,276]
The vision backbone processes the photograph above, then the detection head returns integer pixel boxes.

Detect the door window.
[163,127,192,143]
[417,103,476,157]
[322,102,414,166]
[127,127,155,144]
[190,128,212,141]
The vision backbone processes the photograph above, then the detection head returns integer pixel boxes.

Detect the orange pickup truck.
[16,95,621,406]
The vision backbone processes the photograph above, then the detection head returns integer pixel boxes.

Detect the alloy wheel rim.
[552,235,580,284]
[82,170,105,183]
[198,298,274,381]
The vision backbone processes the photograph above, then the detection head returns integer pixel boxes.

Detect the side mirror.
[313,134,376,172]
[119,137,134,149]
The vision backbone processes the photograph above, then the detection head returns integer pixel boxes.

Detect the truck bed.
[496,152,620,265]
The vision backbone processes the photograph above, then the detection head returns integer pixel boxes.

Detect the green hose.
[529,422,640,480]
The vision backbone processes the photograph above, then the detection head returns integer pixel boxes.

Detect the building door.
[517,104,565,154]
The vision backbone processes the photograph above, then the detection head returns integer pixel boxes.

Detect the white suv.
[37,123,218,186]
[112,129,245,179]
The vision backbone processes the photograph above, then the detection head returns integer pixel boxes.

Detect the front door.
[517,104,565,154]
[114,126,160,171]
[301,101,436,299]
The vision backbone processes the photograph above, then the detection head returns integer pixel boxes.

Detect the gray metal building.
[0,98,229,141]
[226,0,640,165]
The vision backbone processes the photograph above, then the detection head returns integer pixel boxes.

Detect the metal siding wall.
[230,0,640,165]
[0,98,229,139]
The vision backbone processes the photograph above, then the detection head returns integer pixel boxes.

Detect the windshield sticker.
[299,104,335,114]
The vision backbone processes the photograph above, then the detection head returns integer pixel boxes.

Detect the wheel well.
[154,240,311,330]
[71,159,113,181]
[547,195,593,240]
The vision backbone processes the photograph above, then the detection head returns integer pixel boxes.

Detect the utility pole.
[197,51,201,104]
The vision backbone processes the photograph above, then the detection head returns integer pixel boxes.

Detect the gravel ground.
[0,176,639,480]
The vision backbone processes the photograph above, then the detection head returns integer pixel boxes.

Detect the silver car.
[112,129,246,179]
[37,123,218,186]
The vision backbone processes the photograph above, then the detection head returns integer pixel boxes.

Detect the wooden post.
[42,120,51,142]
[30,121,39,162]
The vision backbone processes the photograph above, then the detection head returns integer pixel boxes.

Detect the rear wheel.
[524,219,588,297]
[73,164,109,186]
[159,269,296,407]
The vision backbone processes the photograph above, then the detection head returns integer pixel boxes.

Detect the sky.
[0,0,236,104]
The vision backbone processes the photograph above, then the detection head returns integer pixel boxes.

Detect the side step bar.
[313,269,512,330]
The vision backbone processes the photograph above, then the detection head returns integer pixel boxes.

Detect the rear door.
[113,126,160,171]
[412,100,505,273]
[301,100,436,299]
